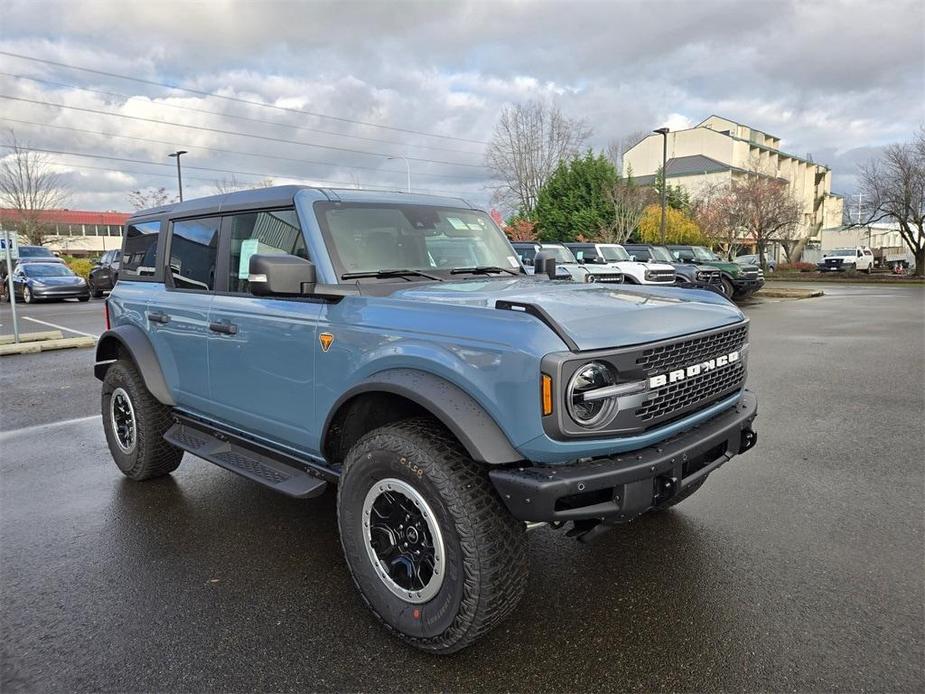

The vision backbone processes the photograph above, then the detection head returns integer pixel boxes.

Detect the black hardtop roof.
[128,185,476,222]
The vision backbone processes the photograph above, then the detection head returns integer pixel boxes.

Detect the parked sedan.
[735,254,776,272]
[5,262,90,303]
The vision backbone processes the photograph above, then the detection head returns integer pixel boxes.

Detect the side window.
[224,209,306,294]
[121,221,160,278]
[167,217,220,291]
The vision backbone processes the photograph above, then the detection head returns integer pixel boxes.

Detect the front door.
[206,208,322,452]
[145,215,220,414]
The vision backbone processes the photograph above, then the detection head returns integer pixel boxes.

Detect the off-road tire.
[654,476,707,510]
[338,417,528,654]
[720,277,735,298]
[101,359,183,480]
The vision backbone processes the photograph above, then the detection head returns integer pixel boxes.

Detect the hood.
[389,277,744,351]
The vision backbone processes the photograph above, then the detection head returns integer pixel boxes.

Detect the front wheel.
[89,278,104,298]
[22,286,33,304]
[338,418,528,654]
[720,277,735,297]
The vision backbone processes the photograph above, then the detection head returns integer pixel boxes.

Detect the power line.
[0,50,491,146]
[0,144,477,199]
[0,72,484,158]
[0,116,481,181]
[0,94,487,170]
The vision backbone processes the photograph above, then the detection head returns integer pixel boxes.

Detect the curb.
[0,335,96,356]
[0,330,64,345]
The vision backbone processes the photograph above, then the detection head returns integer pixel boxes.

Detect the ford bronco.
[95,186,758,653]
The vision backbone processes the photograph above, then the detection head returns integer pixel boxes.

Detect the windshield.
[691,246,717,261]
[23,263,74,277]
[828,248,856,256]
[650,246,675,263]
[19,246,56,258]
[599,245,631,261]
[543,245,578,264]
[314,202,521,280]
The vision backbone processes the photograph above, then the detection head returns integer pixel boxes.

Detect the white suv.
[566,243,676,285]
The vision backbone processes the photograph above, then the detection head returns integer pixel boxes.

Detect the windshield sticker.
[446,217,469,231]
[507,255,519,268]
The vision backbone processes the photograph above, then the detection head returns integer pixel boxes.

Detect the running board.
[164,418,330,498]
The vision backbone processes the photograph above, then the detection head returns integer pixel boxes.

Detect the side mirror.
[532,250,558,280]
[249,254,317,296]
[629,255,636,261]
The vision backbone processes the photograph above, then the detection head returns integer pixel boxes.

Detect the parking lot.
[1,284,923,692]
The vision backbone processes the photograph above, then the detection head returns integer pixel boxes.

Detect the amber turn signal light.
[541,374,554,416]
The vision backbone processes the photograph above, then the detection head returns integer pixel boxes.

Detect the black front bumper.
[490,390,758,523]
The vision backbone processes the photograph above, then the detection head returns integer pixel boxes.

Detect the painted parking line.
[22,316,100,339]
[0,414,102,442]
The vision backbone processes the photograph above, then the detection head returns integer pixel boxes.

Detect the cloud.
[0,0,921,210]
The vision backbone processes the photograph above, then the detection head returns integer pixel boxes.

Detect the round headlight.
[566,361,617,428]
[584,273,596,283]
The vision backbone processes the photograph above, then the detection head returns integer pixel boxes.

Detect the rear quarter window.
[121,221,161,279]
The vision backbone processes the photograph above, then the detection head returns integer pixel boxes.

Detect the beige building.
[624,115,844,244]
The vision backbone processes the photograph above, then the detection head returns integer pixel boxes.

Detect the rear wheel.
[101,360,183,480]
[338,418,528,654]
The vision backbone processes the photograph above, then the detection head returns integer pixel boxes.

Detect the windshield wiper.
[341,269,444,281]
[449,265,520,276]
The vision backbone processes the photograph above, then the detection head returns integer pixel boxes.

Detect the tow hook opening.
[740,428,757,453]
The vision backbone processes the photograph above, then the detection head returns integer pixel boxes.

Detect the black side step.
[164,418,331,498]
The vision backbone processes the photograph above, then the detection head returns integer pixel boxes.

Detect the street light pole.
[653,127,670,244]
[388,156,412,193]
[168,150,188,201]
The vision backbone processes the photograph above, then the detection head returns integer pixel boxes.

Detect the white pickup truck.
[817,246,874,273]
[566,242,676,285]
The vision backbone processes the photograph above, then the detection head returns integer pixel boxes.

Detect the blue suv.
[95,186,758,653]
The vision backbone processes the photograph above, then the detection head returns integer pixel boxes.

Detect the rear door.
[144,216,220,413]
[206,208,322,451]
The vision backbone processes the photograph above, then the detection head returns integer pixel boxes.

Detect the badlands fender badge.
[648,349,740,389]
[319,332,335,352]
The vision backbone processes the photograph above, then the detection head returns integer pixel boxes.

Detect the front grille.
[591,273,623,283]
[632,324,748,426]
[697,271,721,282]
[636,362,744,422]
[647,271,675,282]
[743,269,758,279]
[635,324,748,376]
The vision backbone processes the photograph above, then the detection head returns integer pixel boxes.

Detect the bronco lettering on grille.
[647,350,740,389]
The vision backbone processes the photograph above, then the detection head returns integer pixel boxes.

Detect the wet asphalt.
[1,284,923,692]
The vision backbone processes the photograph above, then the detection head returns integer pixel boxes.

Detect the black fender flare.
[323,369,523,464]
[94,325,175,406]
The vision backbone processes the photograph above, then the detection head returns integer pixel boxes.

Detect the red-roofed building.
[0,208,131,256]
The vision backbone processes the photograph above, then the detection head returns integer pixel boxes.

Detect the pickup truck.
[94,186,758,653]
[817,246,874,273]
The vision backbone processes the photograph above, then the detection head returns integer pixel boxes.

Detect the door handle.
[147,311,170,324]
[209,321,238,335]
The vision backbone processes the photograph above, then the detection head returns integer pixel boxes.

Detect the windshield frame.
[313,201,524,283]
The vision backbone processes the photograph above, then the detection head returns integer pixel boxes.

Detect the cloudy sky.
[1,0,922,213]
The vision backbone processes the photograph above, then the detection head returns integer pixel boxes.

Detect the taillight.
[104,299,110,331]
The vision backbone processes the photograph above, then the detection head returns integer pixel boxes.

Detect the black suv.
[88,249,120,298]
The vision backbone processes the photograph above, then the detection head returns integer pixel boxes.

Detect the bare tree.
[128,187,176,211]
[214,175,274,195]
[485,100,590,214]
[725,174,802,270]
[691,182,740,259]
[599,174,652,243]
[0,131,70,245]
[606,130,649,175]
[856,129,925,276]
